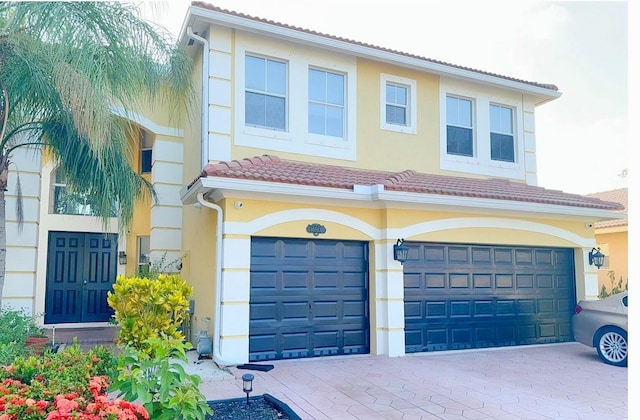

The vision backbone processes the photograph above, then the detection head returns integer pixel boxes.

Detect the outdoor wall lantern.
[242,373,254,405]
[588,247,605,268]
[393,239,409,264]
[118,251,127,265]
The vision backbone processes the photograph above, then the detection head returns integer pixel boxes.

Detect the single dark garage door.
[404,242,575,353]
[249,237,369,361]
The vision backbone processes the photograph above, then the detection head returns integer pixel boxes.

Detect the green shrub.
[110,336,212,420]
[0,307,47,365]
[107,274,192,356]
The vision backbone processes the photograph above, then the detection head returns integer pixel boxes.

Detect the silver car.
[571,291,628,367]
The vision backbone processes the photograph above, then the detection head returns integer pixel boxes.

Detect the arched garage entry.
[403,242,575,352]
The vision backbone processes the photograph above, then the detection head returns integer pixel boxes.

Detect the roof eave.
[183,176,623,221]
[183,6,561,103]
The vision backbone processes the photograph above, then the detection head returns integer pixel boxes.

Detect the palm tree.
[0,2,192,307]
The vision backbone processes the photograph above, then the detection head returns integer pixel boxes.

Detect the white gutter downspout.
[187,27,209,169]
[196,192,234,366]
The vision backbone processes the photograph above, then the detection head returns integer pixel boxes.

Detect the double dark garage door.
[249,238,575,361]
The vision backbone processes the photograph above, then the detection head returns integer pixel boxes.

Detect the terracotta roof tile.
[190,1,559,92]
[585,188,628,228]
[192,155,624,211]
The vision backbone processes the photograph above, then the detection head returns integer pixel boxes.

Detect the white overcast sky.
[142,0,629,195]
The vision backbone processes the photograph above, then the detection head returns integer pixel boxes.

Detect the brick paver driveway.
[199,343,628,419]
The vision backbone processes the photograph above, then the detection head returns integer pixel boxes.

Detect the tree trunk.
[0,152,8,308]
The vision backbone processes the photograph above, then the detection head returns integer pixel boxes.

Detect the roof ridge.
[190,1,558,92]
[384,170,417,185]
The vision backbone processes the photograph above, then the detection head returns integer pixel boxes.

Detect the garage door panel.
[282,271,309,289]
[517,299,536,314]
[451,300,471,316]
[495,274,514,289]
[537,274,553,288]
[404,301,422,319]
[475,300,494,316]
[472,248,491,264]
[449,247,470,263]
[250,302,278,321]
[314,301,338,319]
[496,300,516,315]
[539,323,556,338]
[250,238,369,361]
[313,272,339,289]
[473,274,492,288]
[282,301,310,320]
[450,274,470,288]
[516,274,534,289]
[495,248,514,264]
[405,243,575,353]
[426,301,446,317]
[535,249,553,264]
[252,271,278,289]
[515,249,534,264]
[426,273,446,288]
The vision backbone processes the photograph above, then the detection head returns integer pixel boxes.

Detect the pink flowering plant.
[0,343,148,419]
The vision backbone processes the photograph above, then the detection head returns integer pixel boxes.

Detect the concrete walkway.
[195,343,628,419]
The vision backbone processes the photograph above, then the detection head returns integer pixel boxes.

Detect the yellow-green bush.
[107,274,192,354]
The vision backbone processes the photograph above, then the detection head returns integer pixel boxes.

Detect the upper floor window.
[308,68,345,138]
[245,55,287,131]
[140,130,153,174]
[490,104,515,162]
[386,83,408,125]
[439,80,525,179]
[446,95,474,157]
[380,73,417,134]
[234,34,357,160]
[51,168,117,217]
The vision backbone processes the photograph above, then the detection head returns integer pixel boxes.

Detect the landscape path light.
[242,373,254,405]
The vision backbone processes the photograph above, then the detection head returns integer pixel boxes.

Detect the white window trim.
[489,102,516,164]
[380,73,417,134]
[244,54,289,132]
[439,80,525,179]
[234,33,357,161]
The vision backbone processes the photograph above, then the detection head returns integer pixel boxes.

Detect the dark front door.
[45,231,117,324]
[404,242,576,353]
[249,237,370,361]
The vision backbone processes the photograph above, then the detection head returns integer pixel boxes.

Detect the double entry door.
[45,231,117,324]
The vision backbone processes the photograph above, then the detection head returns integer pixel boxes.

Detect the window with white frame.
[490,104,515,162]
[51,168,117,217]
[446,95,474,157]
[137,236,150,275]
[440,80,526,179]
[234,33,357,160]
[308,68,345,138]
[380,73,417,134]
[386,83,407,125]
[140,130,153,174]
[245,54,287,131]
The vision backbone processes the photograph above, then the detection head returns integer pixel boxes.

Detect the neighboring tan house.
[3,2,624,365]
[176,2,624,365]
[585,188,628,295]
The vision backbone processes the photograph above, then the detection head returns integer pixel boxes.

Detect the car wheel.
[596,327,627,367]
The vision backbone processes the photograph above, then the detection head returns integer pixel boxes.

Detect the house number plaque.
[306,223,326,236]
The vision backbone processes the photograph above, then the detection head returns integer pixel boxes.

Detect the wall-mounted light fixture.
[118,251,127,265]
[393,239,409,264]
[588,247,605,268]
[242,373,254,405]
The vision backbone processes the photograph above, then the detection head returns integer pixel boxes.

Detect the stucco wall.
[595,229,628,295]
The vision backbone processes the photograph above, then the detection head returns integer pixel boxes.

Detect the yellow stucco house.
[585,188,628,295]
[4,2,624,364]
